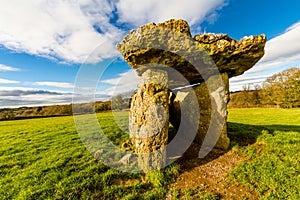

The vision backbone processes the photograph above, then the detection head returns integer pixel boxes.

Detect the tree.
[240,84,252,107]
[95,101,111,112]
[0,111,15,120]
[229,67,300,108]
[262,67,300,108]
[111,94,123,110]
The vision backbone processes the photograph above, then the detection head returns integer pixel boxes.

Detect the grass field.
[228,108,300,199]
[0,112,179,199]
[0,108,299,199]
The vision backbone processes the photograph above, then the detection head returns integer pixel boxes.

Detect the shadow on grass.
[228,122,300,146]
[176,122,300,171]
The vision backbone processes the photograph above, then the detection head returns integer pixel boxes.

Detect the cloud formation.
[0,0,121,64]
[0,78,20,84]
[100,69,139,95]
[0,87,113,108]
[258,21,300,67]
[0,0,227,64]
[34,81,74,89]
[116,0,226,27]
[0,87,72,108]
[0,64,21,72]
[0,89,62,97]
[230,21,300,91]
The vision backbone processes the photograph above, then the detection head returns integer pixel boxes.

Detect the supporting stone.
[170,73,230,150]
[194,73,230,150]
[129,69,169,172]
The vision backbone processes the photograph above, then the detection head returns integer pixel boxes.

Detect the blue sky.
[0,0,300,108]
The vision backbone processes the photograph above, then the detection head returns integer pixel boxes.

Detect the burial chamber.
[116,19,266,172]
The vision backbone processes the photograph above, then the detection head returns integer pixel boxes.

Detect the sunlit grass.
[228,108,300,126]
[1,108,299,199]
[0,112,179,199]
[228,108,300,199]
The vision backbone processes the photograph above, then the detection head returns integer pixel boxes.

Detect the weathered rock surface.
[170,73,230,150]
[129,69,169,171]
[116,19,266,85]
[119,154,137,166]
[194,33,266,77]
[117,19,266,168]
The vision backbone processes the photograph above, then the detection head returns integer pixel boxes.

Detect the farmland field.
[0,108,299,199]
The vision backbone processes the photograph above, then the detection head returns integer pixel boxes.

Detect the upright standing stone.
[129,69,169,172]
[193,73,230,150]
[170,73,230,150]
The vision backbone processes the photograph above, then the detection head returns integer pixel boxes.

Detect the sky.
[0,0,300,108]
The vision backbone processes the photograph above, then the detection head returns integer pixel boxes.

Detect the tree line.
[229,67,300,108]
[0,101,112,121]
[0,94,132,121]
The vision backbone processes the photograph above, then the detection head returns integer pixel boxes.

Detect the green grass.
[1,108,299,199]
[0,112,179,199]
[228,108,300,126]
[228,108,300,199]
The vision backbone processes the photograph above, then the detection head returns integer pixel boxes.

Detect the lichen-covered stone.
[170,73,230,150]
[129,69,169,171]
[117,19,266,160]
[116,19,266,85]
[116,19,214,87]
[195,73,230,150]
[119,154,137,166]
[194,34,266,77]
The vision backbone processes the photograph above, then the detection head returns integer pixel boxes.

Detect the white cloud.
[229,76,267,91]
[230,75,269,83]
[285,21,300,32]
[0,0,227,64]
[34,81,74,89]
[247,21,300,74]
[230,21,300,91]
[259,21,300,65]
[116,0,226,27]
[0,86,44,91]
[0,86,111,108]
[0,88,72,108]
[100,69,139,95]
[0,64,21,72]
[0,78,20,84]
[0,0,122,64]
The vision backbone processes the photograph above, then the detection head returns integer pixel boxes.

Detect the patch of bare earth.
[168,143,259,199]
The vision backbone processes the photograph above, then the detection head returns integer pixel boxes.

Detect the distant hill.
[0,101,112,121]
